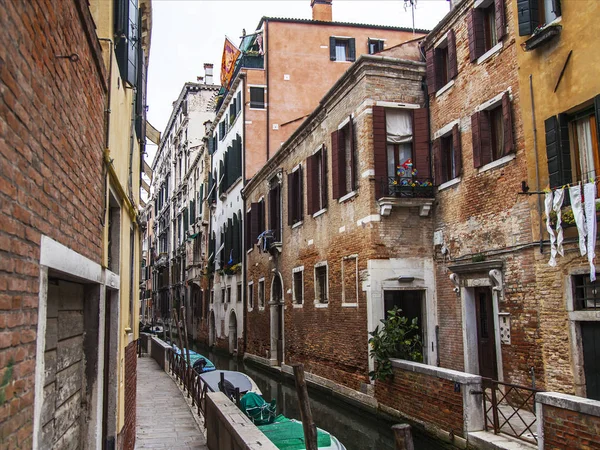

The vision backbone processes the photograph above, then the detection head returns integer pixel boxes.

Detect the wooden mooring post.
[180,306,192,367]
[292,364,318,450]
[392,424,414,450]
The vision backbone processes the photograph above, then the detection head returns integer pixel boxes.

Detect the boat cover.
[258,415,332,450]
[239,392,277,425]
[199,370,254,394]
[172,347,215,373]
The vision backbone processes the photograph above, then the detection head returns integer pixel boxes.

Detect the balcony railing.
[381,177,435,199]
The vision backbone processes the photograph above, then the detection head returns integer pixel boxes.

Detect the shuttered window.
[368,39,385,55]
[426,30,458,94]
[332,118,357,200]
[250,87,265,109]
[287,166,303,226]
[115,0,139,86]
[517,0,561,36]
[472,92,514,168]
[307,146,328,215]
[434,125,462,184]
[269,182,282,242]
[468,0,506,62]
[329,37,356,62]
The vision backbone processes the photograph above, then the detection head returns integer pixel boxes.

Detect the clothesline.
[520,176,600,195]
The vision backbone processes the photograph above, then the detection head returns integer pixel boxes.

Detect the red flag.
[220,37,241,88]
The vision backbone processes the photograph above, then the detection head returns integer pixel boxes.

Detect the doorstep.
[468,431,536,450]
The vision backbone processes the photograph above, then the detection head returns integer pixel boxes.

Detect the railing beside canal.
[168,348,207,417]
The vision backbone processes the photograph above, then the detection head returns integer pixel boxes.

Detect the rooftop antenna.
[404,0,417,34]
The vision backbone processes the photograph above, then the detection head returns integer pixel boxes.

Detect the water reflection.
[190,342,449,450]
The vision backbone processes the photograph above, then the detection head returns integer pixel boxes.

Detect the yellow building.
[515,0,600,398]
[90,0,152,446]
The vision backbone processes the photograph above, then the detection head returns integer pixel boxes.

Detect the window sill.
[438,177,461,191]
[342,303,358,308]
[435,79,455,98]
[339,191,357,203]
[312,208,327,219]
[477,153,516,174]
[314,302,329,308]
[524,24,562,51]
[477,41,503,65]
[292,220,303,230]
[292,303,303,309]
[249,107,266,111]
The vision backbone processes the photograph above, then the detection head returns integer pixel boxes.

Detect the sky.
[145,0,452,164]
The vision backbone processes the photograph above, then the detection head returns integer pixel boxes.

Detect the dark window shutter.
[452,124,462,177]
[433,139,443,184]
[426,48,436,94]
[329,37,337,61]
[495,0,506,41]
[115,0,139,86]
[321,146,328,208]
[199,184,204,214]
[472,111,482,168]
[434,48,445,91]
[448,30,458,79]
[468,9,485,62]
[373,106,387,199]
[219,160,224,195]
[349,117,356,190]
[298,165,304,220]
[413,108,431,179]
[275,184,281,241]
[227,218,233,263]
[306,155,315,214]
[517,0,539,36]
[237,92,242,110]
[594,95,600,146]
[502,92,514,155]
[233,215,239,263]
[287,171,295,226]
[208,135,214,154]
[348,38,356,62]
[479,110,492,166]
[331,130,342,199]
[250,202,259,245]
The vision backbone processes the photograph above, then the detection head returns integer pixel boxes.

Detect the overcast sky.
[145,0,451,164]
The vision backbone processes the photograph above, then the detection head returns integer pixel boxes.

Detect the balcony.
[378,177,434,217]
[240,54,264,69]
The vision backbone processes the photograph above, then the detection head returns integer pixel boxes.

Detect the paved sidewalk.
[135,357,208,449]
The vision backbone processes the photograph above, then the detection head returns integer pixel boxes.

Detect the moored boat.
[171,345,216,373]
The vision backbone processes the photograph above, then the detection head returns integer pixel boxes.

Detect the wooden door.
[475,288,498,379]
[581,322,600,400]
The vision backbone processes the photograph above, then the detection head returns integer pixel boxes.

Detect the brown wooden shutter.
[373,106,387,199]
[412,108,430,179]
[448,30,458,79]
[287,171,295,226]
[250,202,259,244]
[331,130,342,199]
[495,0,506,41]
[596,95,600,147]
[433,138,443,184]
[306,155,315,214]
[426,48,436,94]
[472,111,482,168]
[321,146,328,208]
[452,124,462,177]
[468,9,485,62]
[349,117,356,190]
[502,92,513,155]
[480,110,492,166]
[298,165,304,220]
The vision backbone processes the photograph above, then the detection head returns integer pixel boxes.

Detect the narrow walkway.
[136,357,208,449]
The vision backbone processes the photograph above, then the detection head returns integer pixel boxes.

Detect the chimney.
[311,0,332,22]
[204,63,214,85]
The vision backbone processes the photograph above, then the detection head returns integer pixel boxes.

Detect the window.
[314,263,328,304]
[293,267,304,305]
[472,92,514,168]
[468,0,506,62]
[250,87,265,109]
[237,283,242,303]
[268,178,282,242]
[221,288,226,304]
[210,290,214,304]
[332,118,357,200]
[368,39,384,55]
[518,0,562,36]
[329,37,356,62]
[258,279,265,309]
[573,275,600,310]
[114,0,139,86]
[247,199,265,250]
[227,286,231,303]
[287,166,303,226]
[307,146,328,215]
[426,31,457,94]
[434,125,462,184]
[248,282,254,309]
[545,97,600,188]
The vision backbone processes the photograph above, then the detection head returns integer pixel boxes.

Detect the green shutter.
[329,37,336,61]
[199,185,204,214]
[595,95,600,147]
[545,115,571,188]
[517,0,539,36]
[348,38,356,62]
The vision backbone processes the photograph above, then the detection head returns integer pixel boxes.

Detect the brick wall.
[122,342,137,450]
[0,0,106,446]
[375,364,465,438]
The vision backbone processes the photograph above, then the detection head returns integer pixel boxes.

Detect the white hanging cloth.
[553,187,565,257]
[584,182,597,281]
[385,109,413,144]
[545,191,557,267]
[569,185,587,256]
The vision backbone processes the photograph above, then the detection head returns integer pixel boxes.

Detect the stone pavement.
[135,356,208,449]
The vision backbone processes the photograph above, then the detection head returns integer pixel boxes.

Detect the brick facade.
[122,342,137,450]
[542,405,600,449]
[0,0,106,447]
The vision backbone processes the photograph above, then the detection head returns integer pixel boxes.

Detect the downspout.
[98,38,114,228]
[242,77,248,356]
[265,19,270,161]
[529,75,544,254]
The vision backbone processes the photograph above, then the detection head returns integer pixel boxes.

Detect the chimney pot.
[203,63,214,85]
[311,0,332,22]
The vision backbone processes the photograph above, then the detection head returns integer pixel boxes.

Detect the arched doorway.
[228,311,237,355]
[270,274,284,366]
[209,310,216,347]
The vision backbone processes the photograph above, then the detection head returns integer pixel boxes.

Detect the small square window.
[573,274,600,310]
[293,270,304,304]
[258,279,265,308]
[368,39,384,55]
[250,87,265,109]
[315,264,328,304]
[330,37,355,62]
[237,283,242,303]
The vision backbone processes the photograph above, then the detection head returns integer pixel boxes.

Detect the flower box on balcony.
[524,24,562,51]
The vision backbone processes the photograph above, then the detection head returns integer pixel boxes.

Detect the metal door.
[581,322,600,400]
[475,288,498,379]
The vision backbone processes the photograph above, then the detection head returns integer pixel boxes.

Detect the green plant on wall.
[368,307,422,381]
[0,358,14,406]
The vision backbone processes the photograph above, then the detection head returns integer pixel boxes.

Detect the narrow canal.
[189,342,451,450]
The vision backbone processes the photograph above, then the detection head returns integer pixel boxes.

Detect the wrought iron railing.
[381,177,435,198]
[168,349,207,417]
[480,378,542,444]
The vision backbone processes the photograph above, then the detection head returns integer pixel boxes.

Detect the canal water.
[189,342,451,450]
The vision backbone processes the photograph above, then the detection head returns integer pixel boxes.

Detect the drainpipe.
[242,78,248,356]
[265,19,270,161]
[98,38,114,228]
[529,75,544,254]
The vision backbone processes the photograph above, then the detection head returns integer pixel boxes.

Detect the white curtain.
[576,118,595,181]
[386,109,412,144]
[335,44,347,62]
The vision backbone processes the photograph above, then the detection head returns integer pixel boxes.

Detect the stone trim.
[389,359,482,384]
[448,259,504,274]
[536,392,600,418]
